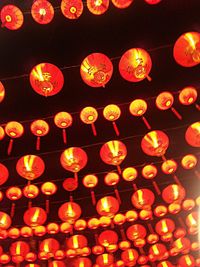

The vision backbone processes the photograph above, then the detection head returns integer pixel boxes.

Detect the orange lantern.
[111,0,133,9]
[26,264,39,267]
[67,234,88,250]
[100,140,127,174]
[88,218,100,230]
[99,216,111,227]
[0,191,3,202]
[125,210,138,222]
[0,5,24,30]
[173,32,200,67]
[54,111,73,144]
[0,82,5,103]
[60,147,88,182]
[178,254,195,267]
[80,106,98,136]
[161,159,182,186]
[179,86,200,110]
[103,104,121,136]
[23,184,39,208]
[83,174,98,205]
[74,219,87,231]
[0,163,9,186]
[16,154,45,182]
[121,249,139,266]
[33,225,46,236]
[0,126,5,141]
[20,226,33,237]
[61,0,83,19]
[104,172,121,203]
[96,196,119,217]
[47,222,59,234]
[181,154,197,169]
[92,245,104,255]
[96,253,114,266]
[30,119,49,150]
[98,230,118,247]
[185,212,198,234]
[156,91,182,120]
[131,189,155,210]
[174,227,186,239]
[142,164,160,194]
[58,201,81,224]
[173,237,191,254]
[54,250,65,260]
[5,121,24,155]
[141,130,169,159]
[74,258,92,267]
[155,218,175,237]
[0,212,11,230]
[30,62,64,96]
[129,99,151,129]
[10,241,29,263]
[122,166,138,191]
[119,48,152,82]
[8,227,20,239]
[162,184,185,204]
[39,238,60,257]
[60,221,73,234]
[0,253,11,264]
[144,0,161,4]
[149,243,168,261]
[31,0,54,24]
[41,181,57,213]
[6,186,22,217]
[126,224,147,241]
[87,0,109,15]
[80,53,113,87]
[185,121,200,147]
[23,207,47,227]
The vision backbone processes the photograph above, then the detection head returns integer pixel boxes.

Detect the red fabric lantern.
[149,243,168,261]
[96,196,119,217]
[178,255,195,267]
[31,0,54,24]
[173,32,200,67]
[104,172,121,203]
[49,261,66,267]
[54,111,73,144]
[87,0,109,15]
[96,253,114,266]
[103,104,121,136]
[0,212,11,230]
[80,53,113,87]
[162,184,185,204]
[121,249,139,266]
[34,225,46,236]
[155,218,175,236]
[173,237,191,254]
[30,119,49,150]
[161,159,182,185]
[20,226,33,237]
[58,201,81,224]
[111,0,134,9]
[23,184,39,200]
[142,164,160,194]
[67,235,88,249]
[47,223,59,234]
[154,205,167,217]
[10,241,30,263]
[23,207,47,227]
[144,0,162,4]
[41,181,57,213]
[6,187,22,217]
[185,121,200,147]
[61,0,84,19]
[39,238,60,257]
[63,178,78,193]
[80,106,98,136]
[8,227,20,239]
[0,82,5,103]
[126,224,146,241]
[131,189,155,210]
[119,48,152,82]
[0,163,9,186]
[25,264,40,267]
[0,5,24,30]
[74,219,87,231]
[98,230,118,247]
[0,254,11,264]
[83,174,98,205]
[179,86,199,110]
[30,62,64,96]
[5,121,24,155]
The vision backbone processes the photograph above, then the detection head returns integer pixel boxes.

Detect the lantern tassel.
[91,123,97,136]
[147,223,155,234]
[114,187,121,204]
[91,189,96,206]
[46,198,50,213]
[152,181,161,195]
[195,103,200,110]
[117,165,121,174]
[112,121,120,136]
[142,116,151,130]
[36,136,41,150]
[28,200,32,209]
[173,175,182,186]
[70,194,73,202]
[195,170,200,179]
[171,107,182,120]
[10,202,15,218]
[139,247,145,254]
[178,216,185,228]
[95,233,99,245]
[120,227,126,241]
[133,183,138,191]
[7,139,13,155]
[62,129,67,144]
[146,75,152,82]
[161,155,167,161]
[74,172,78,183]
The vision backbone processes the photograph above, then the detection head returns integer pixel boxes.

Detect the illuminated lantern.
[162,184,185,205]
[144,0,161,4]
[61,0,83,19]
[60,147,88,181]
[178,255,195,267]
[147,232,159,245]
[58,201,81,224]
[98,230,118,247]
[174,227,186,239]
[92,245,104,255]
[63,178,78,200]
[23,184,39,208]
[80,106,98,136]
[26,264,39,267]
[99,216,111,227]
[6,187,22,217]
[96,253,114,266]
[31,0,54,24]
[39,238,60,257]
[54,250,65,260]
[157,261,174,267]
[173,237,191,254]
[24,207,47,227]
[0,5,24,30]
[30,119,49,150]
[74,258,92,267]
[111,0,133,9]
[179,86,200,110]
[141,130,169,159]
[33,225,46,236]
[142,164,160,194]
[16,154,45,182]
[0,254,11,264]
[30,62,64,96]
[8,228,20,239]
[161,159,182,185]
[119,48,152,82]
[60,222,73,234]
[47,223,59,234]
[129,99,151,129]
[149,243,168,261]
[113,213,126,226]
[80,53,113,87]
[104,172,121,203]
[121,249,139,266]
[173,32,200,67]
[155,218,175,237]
[10,241,30,263]
[5,121,24,155]
[88,218,100,229]
[48,261,66,267]
[125,210,137,222]
[0,212,11,229]
[67,235,87,250]
[156,91,182,120]
[83,174,98,205]
[96,196,119,218]
[20,226,33,237]
[54,111,73,144]
[185,121,200,147]
[182,198,195,211]
[122,167,138,190]
[131,189,155,210]
[0,82,5,103]
[126,224,146,241]
[87,0,109,15]
[185,212,198,234]
[103,104,121,136]
[0,126,5,141]
[0,229,8,239]
[181,154,197,169]
[0,163,9,186]
[74,219,87,231]
[100,140,127,174]
[41,181,57,213]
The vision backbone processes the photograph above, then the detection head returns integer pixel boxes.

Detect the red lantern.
[5,121,24,155]
[104,172,121,203]
[119,48,152,82]
[80,106,98,136]
[173,32,200,67]
[0,126,5,141]
[0,212,11,230]
[179,86,200,110]
[156,91,182,120]
[0,163,9,186]
[58,201,81,224]
[87,0,109,15]
[157,261,174,267]
[10,241,30,263]
[181,154,197,169]
[23,184,39,208]
[61,0,84,19]
[6,187,22,217]
[63,178,78,196]
[0,82,5,103]
[54,250,65,260]
[26,264,39,267]
[67,235,88,249]
[34,225,46,237]
[131,189,155,210]
[30,119,49,150]
[122,167,138,190]
[47,222,59,234]
[20,226,33,237]
[154,205,167,217]
[173,237,191,254]
[74,219,87,231]
[8,228,20,239]
[162,184,185,204]
[74,258,92,267]
[185,121,200,147]
[41,181,57,213]
[185,212,198,233]
[144,0,161,4]
[54,111,73,144]
[31,0,54,24]
[60,222,73,234]
[98,230,118,247]
[142,164,160,194]
[30,62,64,96]
[23,207,47,227]
[39,238,60,257]
[111,0,134,9]
[161,159,182,185]
[155,218,175,237]
[80,53,113,87]
[103,104,121,136]
[96,196,119,218]
[149,243,168,261]
[121,249,139,266]
[178,255,195,267]
[126,224,147,241]
[96,253,114,266]
[88,218,100,230]
[83,174,98,205]
[0,5,24,30]
[0,253,11,264]
[100,140,127,174]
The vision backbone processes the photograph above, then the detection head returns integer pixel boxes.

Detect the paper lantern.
[100,140,127,174]
[96,196,119,217]
[58,201,81,224]
[31,0,54,24]
[47,222,59,234]
[155,218,175,236]
[0,5,24,30]
[8,227,20,239]
[111,0,134,9]
[98,230,118,247]
[131,189,155,210]
[96,253,114,266]
[144,0,161,4]
[178,255,195,267]
[126,224,146,241]
[0,126,5,141]
[0,163,9,186]
[185,121,200,147]
[34,225,46,236]
[61,0,84,19]
[162,184,185,204]
[87,0,109,15]
[0,82,5,103]
[173,32,200,67]
[161,159,182,185]
[142,164,160,194]
[119,48,152,82]
[41,181,57,213]
[30,62,64,96]
[30,119,49,150]
[181,154,198,176]
[54,111,73,144]
[149,243,168,261]
[23,184,39,208]
[24,207,47,227]
[179,86,200,110]
[6,187,22,217]
[20,226,33,237]
[103,104,121,136]
[10,241,29,263]
[74,219,87,231]
[39,238,60,257]
[83,174,98,205]
[5,121,24,155]
[60,147,88,181]
[156,91,182,120]
[121,249,139,266]
[80,53,113,87]
[0,212,11,230]
[104,172,121,203]
[80,106,98,136]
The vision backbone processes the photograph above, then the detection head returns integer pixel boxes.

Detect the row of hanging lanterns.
[0,0,162,30]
